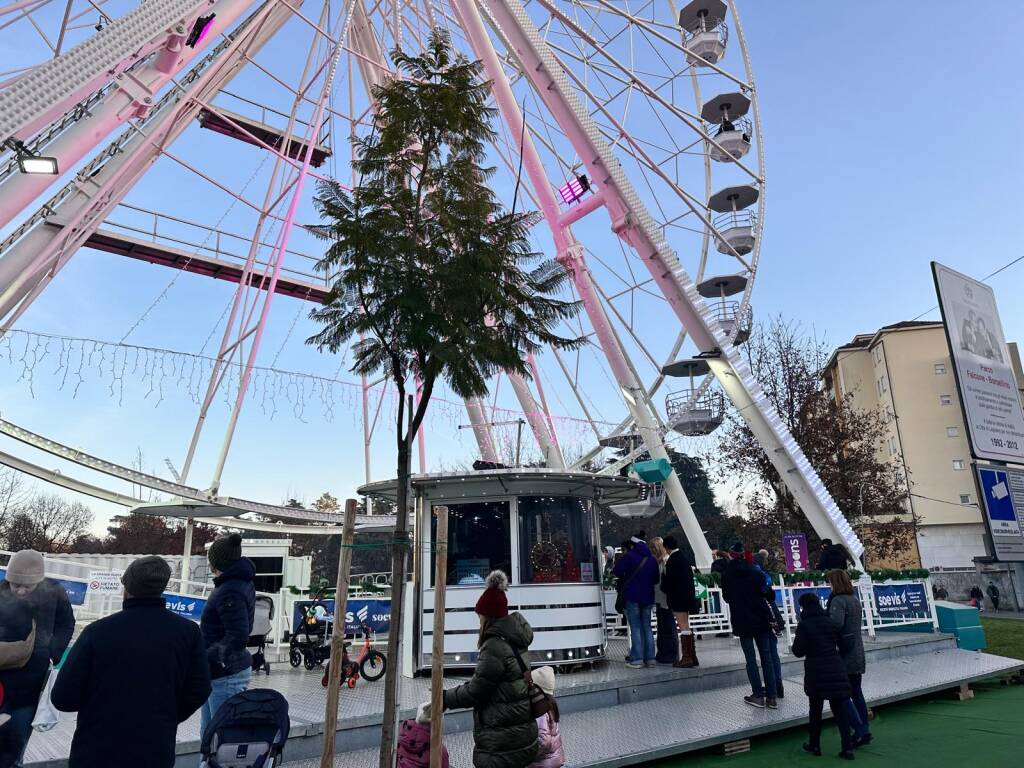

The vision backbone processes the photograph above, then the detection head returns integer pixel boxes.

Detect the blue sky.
[1,2,1023,535]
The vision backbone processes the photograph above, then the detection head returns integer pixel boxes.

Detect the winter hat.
[474,570,509,619]
[533,665,556,696]
[5,550,45,585]
[729,541,745,559]
[121,555,171,598]
[208,533,243,572]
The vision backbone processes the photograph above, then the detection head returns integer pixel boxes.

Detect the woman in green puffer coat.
[436,570,538,768]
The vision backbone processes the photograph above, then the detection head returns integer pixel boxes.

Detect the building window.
[934,363,947,375]
[947,426,959,437]
[249,556,284,592]
[431,501,512,587]
[888,436,898,456]
[952,459,966,471]
[881,376,888,393]
[876,379,882,396]
[518,496,598,584]
[940,394,952,406]
[960,494,972,505]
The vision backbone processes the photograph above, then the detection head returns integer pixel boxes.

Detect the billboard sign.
[932,262,1024,463]
[782,532,809,572]
[292,598,391,635]
[976,465,1024,561]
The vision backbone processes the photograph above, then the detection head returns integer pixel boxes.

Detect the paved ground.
[279,648,1020,767]
[651,679,1023,768]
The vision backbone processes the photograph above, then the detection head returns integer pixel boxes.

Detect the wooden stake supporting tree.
[320,498,358,768]
[430,505,449,768]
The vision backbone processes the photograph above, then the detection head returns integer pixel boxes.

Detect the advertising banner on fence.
[163,593,207,621]
[782,532,809,572]
[0,568,88,605]
[976,465,1024,561]
[932,262,1024,463]
[872,583,929,620]
[292,598,391,635]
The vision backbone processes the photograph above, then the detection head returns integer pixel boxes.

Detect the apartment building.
[823,321,997,568]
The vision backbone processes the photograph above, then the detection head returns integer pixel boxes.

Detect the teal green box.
[935,601,981,632]
[954,626,987,651]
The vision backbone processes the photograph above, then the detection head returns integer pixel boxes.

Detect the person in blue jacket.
[612,534,660,669]
[199,533,255,737]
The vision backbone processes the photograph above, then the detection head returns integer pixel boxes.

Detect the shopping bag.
[31,665,59,732]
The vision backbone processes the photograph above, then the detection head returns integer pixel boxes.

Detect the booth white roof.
[358,468,645,505]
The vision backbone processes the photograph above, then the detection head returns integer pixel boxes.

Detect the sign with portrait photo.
[932,262,1024,463]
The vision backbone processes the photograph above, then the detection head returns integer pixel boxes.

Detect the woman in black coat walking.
[792,593,854,759]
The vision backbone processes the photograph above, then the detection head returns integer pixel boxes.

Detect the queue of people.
[0,533,256,768]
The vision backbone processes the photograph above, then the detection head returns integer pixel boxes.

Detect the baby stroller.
[289,600,331,670]
[249,595,274,674]
[199,689,289,768]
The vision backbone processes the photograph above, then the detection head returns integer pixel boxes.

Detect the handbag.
[510,647,551,719]
[32,664,60,732]
[614,555,651,614]
[0,620,36,671]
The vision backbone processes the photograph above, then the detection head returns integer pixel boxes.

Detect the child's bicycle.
[321,623,387,688]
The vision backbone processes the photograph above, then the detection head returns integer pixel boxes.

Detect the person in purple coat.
[612,534,660,669]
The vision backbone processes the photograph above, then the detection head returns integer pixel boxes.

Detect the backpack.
[397,719,449,768]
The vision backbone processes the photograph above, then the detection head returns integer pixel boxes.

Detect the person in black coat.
[817,539,853,571]
[199,534,256,737]
[792,593,854,759]
[720,544,777,708]
[662,536,700,668]
[52,556,211,768]
[0,550,74,768]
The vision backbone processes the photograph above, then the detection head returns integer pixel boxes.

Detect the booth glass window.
[249,556,284,592]
[518,496,598,584]
[431,501,512,587]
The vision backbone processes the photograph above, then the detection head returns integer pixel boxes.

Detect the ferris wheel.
[0,0,860,569]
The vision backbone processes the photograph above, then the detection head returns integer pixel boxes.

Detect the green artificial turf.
[649,680,1022,767]
[981,617,1024,661]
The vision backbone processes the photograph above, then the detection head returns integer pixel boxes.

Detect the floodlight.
[4,139,58,175]
[186,14,216,48]
[558,173,591,205]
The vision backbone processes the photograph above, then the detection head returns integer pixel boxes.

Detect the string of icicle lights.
[0,329,608,441]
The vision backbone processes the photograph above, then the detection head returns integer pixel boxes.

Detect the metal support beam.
[483,0,863,565]
[455,0,712,567]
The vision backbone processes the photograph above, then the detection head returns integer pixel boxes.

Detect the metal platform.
[77,227,332,303]
[22,633,1021,768]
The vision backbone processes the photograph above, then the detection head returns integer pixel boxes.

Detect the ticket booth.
[358,468,643,672]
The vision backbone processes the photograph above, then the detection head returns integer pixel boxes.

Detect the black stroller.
[200,689,290,768]
[249,595,275,674]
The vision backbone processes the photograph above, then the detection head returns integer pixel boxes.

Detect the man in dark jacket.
[816,539,852,571]
[52,556,211,768]
[440,571,537,768]
[199,533,256,737]
[0,549,74,768]
[987,581,1000,611]
[613,535,660,669]
[720,543,777,708]
[792,593,854,758]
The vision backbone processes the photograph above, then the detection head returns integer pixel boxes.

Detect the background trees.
[713,315,916,565]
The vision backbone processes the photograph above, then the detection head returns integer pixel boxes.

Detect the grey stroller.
[248,595,274,674]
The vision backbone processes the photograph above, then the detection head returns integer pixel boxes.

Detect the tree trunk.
[378,440,411,768]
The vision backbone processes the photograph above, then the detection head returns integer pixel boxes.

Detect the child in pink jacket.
[529,666,564,768]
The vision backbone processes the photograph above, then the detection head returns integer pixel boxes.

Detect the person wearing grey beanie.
[198,533,256,737]
[0,550,75,767]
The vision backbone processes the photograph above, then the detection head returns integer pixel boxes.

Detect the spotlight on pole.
[4,138,58,175]
[558,173,591,205]
[186,13,216,48]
